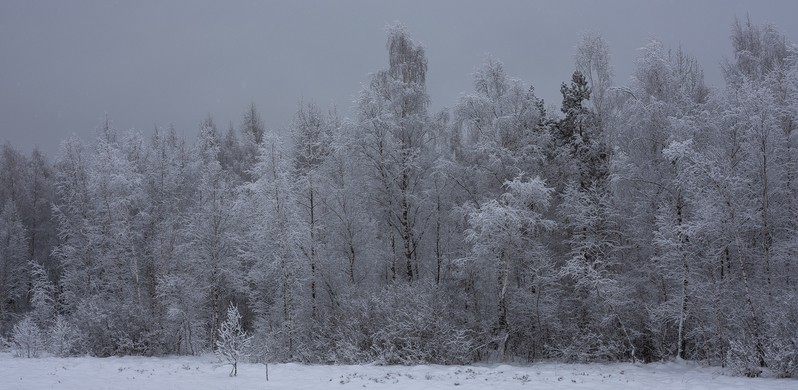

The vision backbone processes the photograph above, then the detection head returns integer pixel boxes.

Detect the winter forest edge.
[1,18,797,378]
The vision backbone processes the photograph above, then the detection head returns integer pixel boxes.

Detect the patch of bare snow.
[0,353,794,390]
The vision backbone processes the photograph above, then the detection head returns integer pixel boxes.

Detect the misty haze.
[1,1,797,389]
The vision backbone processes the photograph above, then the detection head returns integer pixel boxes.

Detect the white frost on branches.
[215,303,252,377]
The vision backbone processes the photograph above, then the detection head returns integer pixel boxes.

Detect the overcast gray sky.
[2,0,797,157]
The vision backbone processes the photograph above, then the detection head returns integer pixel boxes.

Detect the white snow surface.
[0,353,794,390]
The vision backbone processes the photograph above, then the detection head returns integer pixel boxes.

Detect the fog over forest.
[1,14,797,378]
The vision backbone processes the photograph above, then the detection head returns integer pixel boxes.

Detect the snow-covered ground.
[0,353,794,390]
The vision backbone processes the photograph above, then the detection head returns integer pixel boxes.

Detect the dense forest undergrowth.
[1,17,797,378]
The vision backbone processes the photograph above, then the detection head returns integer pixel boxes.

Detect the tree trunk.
[497,248,510,361]
[309,181,317,320]
[676,191,689,360]
[401,171,414,283]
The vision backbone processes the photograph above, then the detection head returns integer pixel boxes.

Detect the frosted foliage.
[387,24,427,87]
[12,317,43,358]
[47,316,81,357]
[575,32,613,118]
[0,202,28,332]
[1,18,797,377]
[28,261,55,326]
[215,304,251,376]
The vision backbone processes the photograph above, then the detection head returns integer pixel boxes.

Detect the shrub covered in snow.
[12,316,44,358]
[215,303,252,376]
[47,316,83,357]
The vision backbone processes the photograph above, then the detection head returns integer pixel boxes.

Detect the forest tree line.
[1,19,796,376]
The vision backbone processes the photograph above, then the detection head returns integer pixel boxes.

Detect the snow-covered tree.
[145,124,199,355]
[453,57,547,194]
[356,24,433,283]
[183,134,245,352]
[609,40,710,362]
[0,17,796,370]
[321,119,375,286]
[466,176,555,361]
[12,316,43,358]
[240,103,266,181]
[28,260,56,327]
[575,32,614,129]
[216,303,252,377]
[243,136,308,359]
[290,101,335,320]
[0,201,28,333]
[47,316,81,357]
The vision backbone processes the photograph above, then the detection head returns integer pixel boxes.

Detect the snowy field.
[0,353,794,390]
